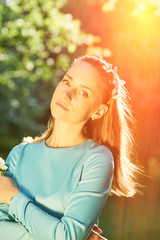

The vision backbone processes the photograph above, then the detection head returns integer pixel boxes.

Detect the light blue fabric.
[0,139,114,240]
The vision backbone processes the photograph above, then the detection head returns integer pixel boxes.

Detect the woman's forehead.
[66,61,107,89]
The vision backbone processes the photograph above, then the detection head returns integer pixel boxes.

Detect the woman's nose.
[62,87,75,100]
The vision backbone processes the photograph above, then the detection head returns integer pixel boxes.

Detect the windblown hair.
[23,55,143,197]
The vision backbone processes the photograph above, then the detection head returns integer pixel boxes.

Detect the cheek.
[80,99,101,120]
[50,84,61,103]
[76,101,96,119]
[50,97,54,116]
[50,90,58,114]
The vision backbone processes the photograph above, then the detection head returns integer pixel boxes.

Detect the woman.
[0,55,142,240]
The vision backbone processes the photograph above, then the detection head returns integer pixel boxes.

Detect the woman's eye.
[79,90,88,97]
[62,79,70,86]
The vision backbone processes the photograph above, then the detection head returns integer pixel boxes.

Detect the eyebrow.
[65,73,94,93]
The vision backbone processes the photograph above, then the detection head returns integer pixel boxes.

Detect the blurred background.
[0,0,160,239]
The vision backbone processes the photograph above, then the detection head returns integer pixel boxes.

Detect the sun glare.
[133,0,160,16]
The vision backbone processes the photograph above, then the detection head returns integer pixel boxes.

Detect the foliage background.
[0,0,160,239]
[0,0,97,155]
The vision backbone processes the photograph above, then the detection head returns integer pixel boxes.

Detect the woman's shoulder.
[84,139,114,171]
[7,142,28,157]
[5,142,29,165]
[6,140,43,176]
[88,139,114,159]
[81,140,114,189]
[5,142,28,177]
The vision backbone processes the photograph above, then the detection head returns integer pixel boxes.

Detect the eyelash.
[62,79,70,86]
[62,79,88,98]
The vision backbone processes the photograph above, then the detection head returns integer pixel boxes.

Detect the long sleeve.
[0,221,35,240]
[0,144,21,222]
[0,143,35,240]
[0,143,24,222]
[8,146,114,240]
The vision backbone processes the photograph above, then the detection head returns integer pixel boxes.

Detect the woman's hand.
[86,225,108,240]
[0,176,20,205]
[0,177,108,240]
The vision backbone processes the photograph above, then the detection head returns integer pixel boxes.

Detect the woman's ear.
[91,104,108,120]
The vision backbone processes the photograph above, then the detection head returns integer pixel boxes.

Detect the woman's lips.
[56,102,69,111]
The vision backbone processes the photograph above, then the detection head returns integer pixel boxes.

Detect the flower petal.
[0,157,5,165]
[1,165,8,170]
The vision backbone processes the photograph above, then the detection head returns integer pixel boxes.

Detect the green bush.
[0,0,96,157]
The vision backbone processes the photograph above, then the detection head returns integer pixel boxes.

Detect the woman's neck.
[46,119,88,148]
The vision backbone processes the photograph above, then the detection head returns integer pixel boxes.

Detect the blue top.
[0,139,114,240]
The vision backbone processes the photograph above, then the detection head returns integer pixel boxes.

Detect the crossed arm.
[0,145,114,240]
[0,174,110,240]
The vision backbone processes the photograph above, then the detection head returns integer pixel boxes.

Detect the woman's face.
[50,60,107,125]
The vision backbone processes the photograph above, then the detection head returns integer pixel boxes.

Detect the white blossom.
[0,157,8,171]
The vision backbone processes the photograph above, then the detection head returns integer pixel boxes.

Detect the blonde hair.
[23,55,144,197]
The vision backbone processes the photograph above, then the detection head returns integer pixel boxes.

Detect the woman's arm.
[1,146,114,240]
[1,177,110,240]
[0,221,35,240]
[0,174,107,240]
[0,145,114,240]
